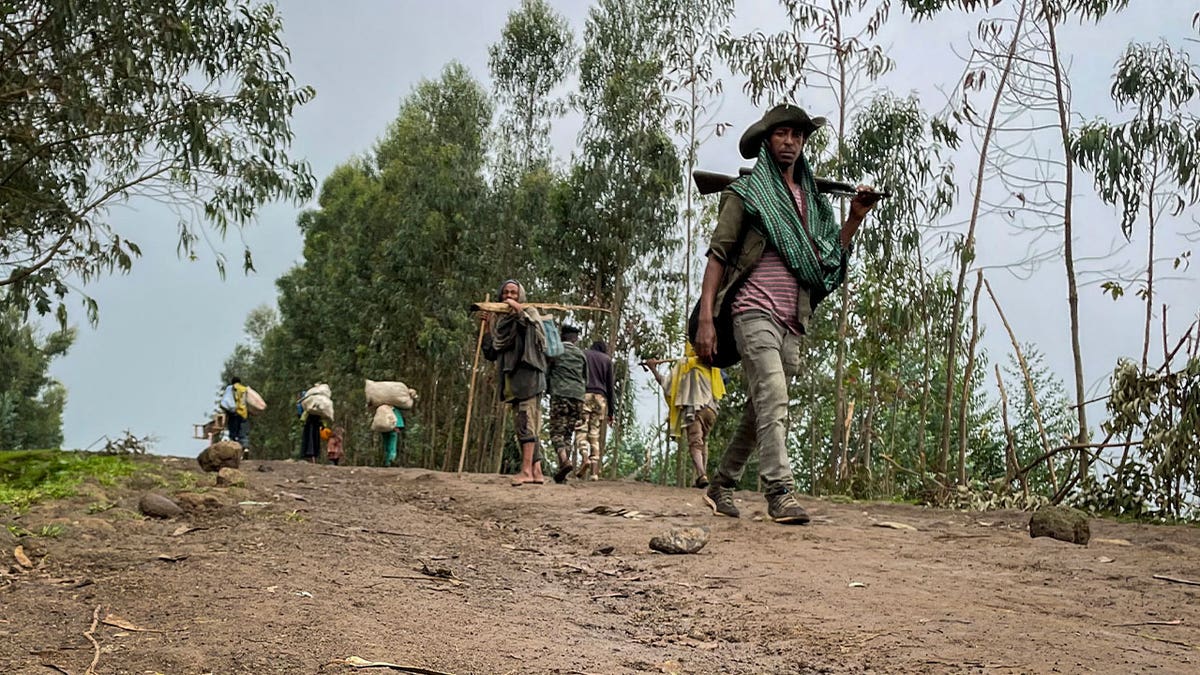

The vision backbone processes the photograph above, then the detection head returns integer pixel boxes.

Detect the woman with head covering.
[481,279,549,486]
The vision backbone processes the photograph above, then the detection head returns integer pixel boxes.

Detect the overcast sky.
[47,0,1197,456]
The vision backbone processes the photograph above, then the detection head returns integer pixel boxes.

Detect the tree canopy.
[0,0,315,324]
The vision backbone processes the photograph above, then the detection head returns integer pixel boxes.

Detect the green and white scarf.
[730,144,847,297]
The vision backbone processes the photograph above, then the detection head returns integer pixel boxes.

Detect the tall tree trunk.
[916,259,934,475]
[604,262,626,479]
[1142,171,1159,371]
[1043,3,1090,483]
[958,271,984,486]
[939,0,1028,482]
[830,5,852,480]
[995,364,1025,499]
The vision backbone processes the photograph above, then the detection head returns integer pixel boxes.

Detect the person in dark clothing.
[546,324,587,483]
[482,279,548,486]
[575,340,615,481]
[300,412,323,463]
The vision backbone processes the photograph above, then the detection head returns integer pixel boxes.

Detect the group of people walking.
[481,102,881,527]
[219,103,880,529]
[482,279,615,486]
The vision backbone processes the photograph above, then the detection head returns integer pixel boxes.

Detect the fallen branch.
[1152,574,1200,587]
[381,574,465,587]
[1136,632,1199,650]
[102,611,169,633]
[83,606,101,675]
[340,655,456,674]
[702,572,771,580]
[1114,619,1183,627]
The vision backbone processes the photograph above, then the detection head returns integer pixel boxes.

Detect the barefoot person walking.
[482,279,548,486]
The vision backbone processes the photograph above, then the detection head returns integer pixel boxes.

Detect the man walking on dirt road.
[692,103,881,524]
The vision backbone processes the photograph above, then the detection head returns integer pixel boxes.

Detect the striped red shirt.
[730,182,810,334]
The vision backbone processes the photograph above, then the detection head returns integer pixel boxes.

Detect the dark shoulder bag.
[687,216,752,368]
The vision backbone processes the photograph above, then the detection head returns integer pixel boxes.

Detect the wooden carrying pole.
[458,296,490,476]
[470,301,611,314]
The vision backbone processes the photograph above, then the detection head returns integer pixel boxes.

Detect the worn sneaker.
[766,489,810,524]
[704,483,740,518]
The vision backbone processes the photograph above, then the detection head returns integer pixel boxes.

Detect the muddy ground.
[2,456,1199,674]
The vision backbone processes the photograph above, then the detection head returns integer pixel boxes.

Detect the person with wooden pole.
[691,103,881,524]
[641,342,725,488]
[482,279,548,486]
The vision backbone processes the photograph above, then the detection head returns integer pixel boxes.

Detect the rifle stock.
[693,168,891,199]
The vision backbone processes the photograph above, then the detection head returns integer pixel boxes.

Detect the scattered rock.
[138,493,183,519]
[256,464,273,472]
[649,526,709,555]
[1028,506,1090,545]
[174,492,225,512]
[217,467,247,488]
[197,440,242,473]
[593,545,615,556]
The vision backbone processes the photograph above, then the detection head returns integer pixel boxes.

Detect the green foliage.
[0,306,73,450]
[1002,346,1076,493]
[0,450,136,510]
[899,0,1130,21]
[488,0,576,170]
[1071,42,1200,237]
[1100,358,1200,519]
[0,0,315,324]
[226,63,508,468]
[719,1,894,107]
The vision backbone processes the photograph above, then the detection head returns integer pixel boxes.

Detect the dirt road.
[2,458,1199,674]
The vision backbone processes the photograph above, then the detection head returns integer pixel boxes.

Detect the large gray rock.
[649,526,710,555]
[138,493,183,519]
[198,440,242,473]
[1029,506,1090,545]
[216,467,246,488]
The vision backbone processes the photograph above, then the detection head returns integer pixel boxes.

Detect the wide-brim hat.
[738,104,827,160]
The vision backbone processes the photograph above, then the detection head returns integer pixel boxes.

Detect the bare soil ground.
[2,456,1199,674]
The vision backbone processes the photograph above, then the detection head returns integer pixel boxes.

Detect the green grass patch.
[0,450,138,510]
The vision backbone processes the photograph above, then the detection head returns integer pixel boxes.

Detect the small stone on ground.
[649,526,709,554]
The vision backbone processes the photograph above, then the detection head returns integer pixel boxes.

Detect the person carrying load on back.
[481,279,548,486]
[692,103,881,524]
[642,342,725,489]
[298,384,334,464]
[221,377,250,454]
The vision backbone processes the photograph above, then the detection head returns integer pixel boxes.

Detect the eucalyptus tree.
[1,0,315,324]
[1072,42,1200,371]
[488,0,576,172]
[573,0,682,475]
[226,63,497,467]
[0,305,73,450]
[898,0,1134,490]
[655,0,735,317]
[831,92,958,489]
